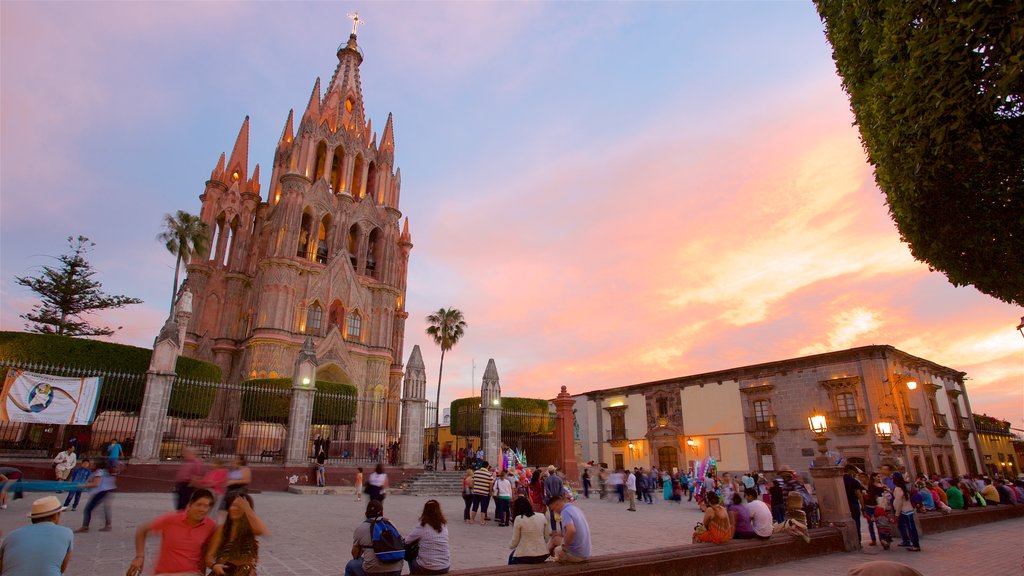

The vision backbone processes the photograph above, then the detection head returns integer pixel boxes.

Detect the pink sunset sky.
[1,2,1021,427]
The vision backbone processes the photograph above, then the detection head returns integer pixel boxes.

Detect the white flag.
[0,369,102,425]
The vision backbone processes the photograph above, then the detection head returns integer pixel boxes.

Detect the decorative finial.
[347,11,365,35]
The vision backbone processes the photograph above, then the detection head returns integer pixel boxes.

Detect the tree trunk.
[434,348,445,470]
[170,250,182,314]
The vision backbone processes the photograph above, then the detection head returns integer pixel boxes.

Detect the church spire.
[302,78,322,123]
[278,109,294,144]
[380,112,395,155]
[226,116,250,181]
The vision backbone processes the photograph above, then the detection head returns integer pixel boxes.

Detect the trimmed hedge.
[0,331,220,418]
[449,397,554,436]
[240,378,357,425]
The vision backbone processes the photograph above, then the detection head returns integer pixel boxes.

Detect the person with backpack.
[345,499,404,576]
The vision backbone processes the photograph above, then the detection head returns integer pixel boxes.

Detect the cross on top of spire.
[347,11,365,36]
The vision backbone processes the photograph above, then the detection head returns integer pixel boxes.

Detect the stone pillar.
[284,338,318,466]
[809,465,860,551]
[479,359,502,468]
[174,285,193,356]
[400,346,427,466]
[133,318,182,463]
[553,386,580,484]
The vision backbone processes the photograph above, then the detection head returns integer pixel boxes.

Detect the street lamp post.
[1016,316,1024,340]
[808,413,831,468]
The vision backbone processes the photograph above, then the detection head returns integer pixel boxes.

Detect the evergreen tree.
[15,236,143,337]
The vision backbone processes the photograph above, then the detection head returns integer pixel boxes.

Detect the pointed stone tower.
[480,359,502,467]
[183,27,412,449]
[400,345,427,466]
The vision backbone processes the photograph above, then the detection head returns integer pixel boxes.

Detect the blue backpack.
[370,517,405,563]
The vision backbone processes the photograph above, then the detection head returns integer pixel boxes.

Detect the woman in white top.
[367,463,388,502]
[508,496,550,564]
[406,499,450,575]
[493,470,514,526]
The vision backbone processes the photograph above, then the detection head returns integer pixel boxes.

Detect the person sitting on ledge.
[692,492,733,544]
[546,494,590,563]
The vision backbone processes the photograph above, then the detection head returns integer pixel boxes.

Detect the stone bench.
[448,528,847,576]
[919,503,1024,534]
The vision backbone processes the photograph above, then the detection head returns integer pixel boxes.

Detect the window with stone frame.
[657,397,669,417]
[757,442,775,472]
[609,410,626,439]
[708,437,722,461]
[753,399,772,424]
[346,310,362,340]
[306,302,323,335]
[835,392,857,419]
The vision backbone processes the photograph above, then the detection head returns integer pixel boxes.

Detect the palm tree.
[158,210,209,314]
[425,307,467,470]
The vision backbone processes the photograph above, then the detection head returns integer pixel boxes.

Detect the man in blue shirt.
[0,495,74,575]
[547,494,591,563]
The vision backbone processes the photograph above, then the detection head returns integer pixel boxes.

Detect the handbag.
[404,541,420,563]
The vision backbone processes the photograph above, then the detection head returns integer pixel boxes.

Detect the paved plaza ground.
[1,489,1021,575]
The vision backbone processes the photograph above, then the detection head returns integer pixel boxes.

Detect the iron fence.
[0,359,146,459]
[502,406,558,470]
[309,392,404,465]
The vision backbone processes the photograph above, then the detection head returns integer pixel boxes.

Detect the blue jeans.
[897,511,920,547]
[495,497,511,525]
[82,490,112,528]
[63,490,82,509]
[344,558,402,576]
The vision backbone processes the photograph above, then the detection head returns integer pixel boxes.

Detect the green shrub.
[240,378,357,425]
[449,397,553,436]
[0,331,220,418]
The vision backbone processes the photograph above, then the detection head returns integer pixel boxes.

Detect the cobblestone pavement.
[1,489,1020,575]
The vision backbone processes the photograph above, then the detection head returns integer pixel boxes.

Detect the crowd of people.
[2,440,1021,575]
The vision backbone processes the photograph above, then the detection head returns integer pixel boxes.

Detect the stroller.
[872,504,895,550]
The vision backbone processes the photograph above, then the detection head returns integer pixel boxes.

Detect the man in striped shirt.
[470,462,494,526]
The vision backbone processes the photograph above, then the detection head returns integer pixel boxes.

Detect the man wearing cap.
[0,495,73,575]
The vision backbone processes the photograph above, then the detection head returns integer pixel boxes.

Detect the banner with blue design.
[0,369,102,425]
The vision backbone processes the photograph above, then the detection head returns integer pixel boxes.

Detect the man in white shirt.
[744,488,773,539]
[625,469,637,511]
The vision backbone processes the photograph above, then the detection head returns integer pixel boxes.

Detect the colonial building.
[183,31,412,421]
[972,414,1019,477]
[573,345,986,479]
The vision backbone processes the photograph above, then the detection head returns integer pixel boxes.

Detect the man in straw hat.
[0,495,73,575]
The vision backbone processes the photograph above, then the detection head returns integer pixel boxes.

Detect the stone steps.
[399,470,466,496]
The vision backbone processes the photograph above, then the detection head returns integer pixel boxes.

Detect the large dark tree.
[15,236,143,337]
[815,1,1024,305]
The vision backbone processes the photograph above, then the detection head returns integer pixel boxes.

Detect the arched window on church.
[314,141,327,182]
[366,227,382,278]
[347,224,360,270]
[208,216,223,261]
[316,215,330,264]
[297,212,313,260]
[305,302,323,335]
[345,310,362,341]
[351,154,365,198]
[222,216,238,268]
[330,146,345,194]
[328,300,344,332]
[366,161,378,203]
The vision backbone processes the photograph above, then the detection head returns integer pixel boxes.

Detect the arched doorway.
[658,446,679,473]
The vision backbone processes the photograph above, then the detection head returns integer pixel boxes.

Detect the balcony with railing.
[605,428,628,446]
[957,416,973,440]
[826,409,868,435]
[931,413,950,437]
[744,416,778,436]
[902,407,922,434]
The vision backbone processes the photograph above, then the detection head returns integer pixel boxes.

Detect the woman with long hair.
[692,492,733,544]
[528,469,545,513]
[206,493,268,576]
[891,472,921,551]
[508,496,549,564]
[405,499,450,575]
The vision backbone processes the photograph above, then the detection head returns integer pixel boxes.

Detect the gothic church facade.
[183,32,412,412]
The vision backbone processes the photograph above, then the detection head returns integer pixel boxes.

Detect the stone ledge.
[449,528,846,576]
[919,504,1024,534]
